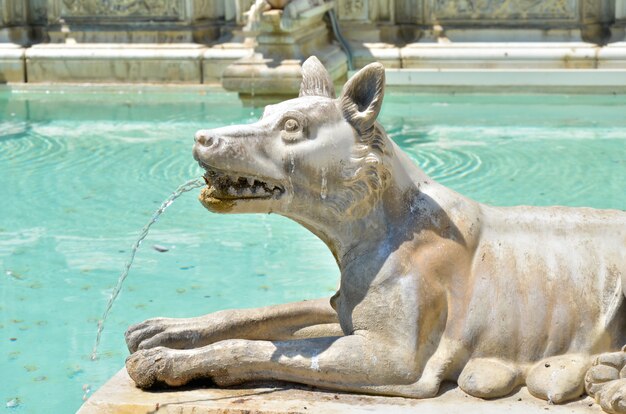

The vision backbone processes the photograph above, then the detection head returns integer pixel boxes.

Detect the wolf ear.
[299,56,336,98]
[339,62,385,132]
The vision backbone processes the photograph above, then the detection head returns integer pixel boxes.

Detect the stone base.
[222,45,347,96]
[220,4,348,97]
[77,368,602,414]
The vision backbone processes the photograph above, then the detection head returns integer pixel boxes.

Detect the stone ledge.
[77,369,602,414]
[24,44,205,83]
[356,41,626,70]
[384,68,626,93]
[25,43,207,58]
[6,41,626,87]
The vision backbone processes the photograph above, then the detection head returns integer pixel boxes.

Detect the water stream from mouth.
[90,177,205,360]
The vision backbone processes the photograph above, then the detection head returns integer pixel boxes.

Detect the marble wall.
[335,0,619,44]
[0,0,623,45]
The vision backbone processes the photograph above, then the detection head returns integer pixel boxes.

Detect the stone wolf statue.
[126,57,626,413]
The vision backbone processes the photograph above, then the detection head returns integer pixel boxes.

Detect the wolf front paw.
[586,351,626,413]
[125,347,189,388]
[125,317,203,353]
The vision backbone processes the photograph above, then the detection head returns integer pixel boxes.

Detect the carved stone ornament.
[0,0,26,25]
[59,0,182,19]
[338,0,368,20]
[429,0,578,21]
[125,57,626,414]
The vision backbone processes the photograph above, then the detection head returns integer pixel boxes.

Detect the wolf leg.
[585,351,626,413]
[126,335,421,393]
[125,298,340,353]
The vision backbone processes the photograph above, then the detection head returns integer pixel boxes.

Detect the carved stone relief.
[395,0,423,24]
[581,0,613,23]
[191,0,225,21]
[338,0,368,21]
[29,0,48,24]
[1,0,27,25]
[373,0,393,21]
[56,0,184,20]
[427,0,578,23]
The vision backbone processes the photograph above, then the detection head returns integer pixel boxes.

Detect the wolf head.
[192,57,391,224]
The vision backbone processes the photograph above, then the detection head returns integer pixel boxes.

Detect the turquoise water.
[1,87,625,413]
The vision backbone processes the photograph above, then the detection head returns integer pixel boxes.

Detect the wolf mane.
[327,122,391,219]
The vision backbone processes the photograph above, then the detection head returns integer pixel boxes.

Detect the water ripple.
[397,125,626,207]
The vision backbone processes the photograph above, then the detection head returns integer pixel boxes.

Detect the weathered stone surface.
[44,0,227,43]
[222,47,346,95]
[49,0,184,20]
[383,67,626,93]
[351,42,401,68]
[401,42,599,69]
[3,0,626,47]
[0,44,25,82]
[78,368,603,414]
[202,45,253,84]
[25,44,204,83]
[221,4,347,96]
[425,0,579,23]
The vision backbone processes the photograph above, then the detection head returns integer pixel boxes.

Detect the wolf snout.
[194,130,219,149]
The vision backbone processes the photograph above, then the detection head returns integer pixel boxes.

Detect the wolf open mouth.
[200,164,284,200]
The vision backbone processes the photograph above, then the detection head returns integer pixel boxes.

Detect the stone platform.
[77,368,603,414]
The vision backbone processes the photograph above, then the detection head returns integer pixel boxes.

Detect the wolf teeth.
[207,172,283,199]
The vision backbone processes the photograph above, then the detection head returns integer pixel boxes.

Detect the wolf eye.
[284,118,300,132]
[281,116,306,142]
